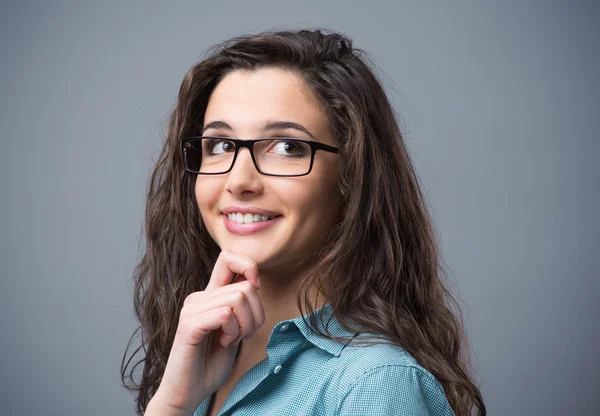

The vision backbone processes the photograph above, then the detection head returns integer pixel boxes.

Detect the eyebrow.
[202,120,317,140]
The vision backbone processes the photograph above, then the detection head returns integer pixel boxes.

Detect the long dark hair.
[121,28,486,415]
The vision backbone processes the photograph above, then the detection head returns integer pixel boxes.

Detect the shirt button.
[280,324,289,332]
[274,364,282,374]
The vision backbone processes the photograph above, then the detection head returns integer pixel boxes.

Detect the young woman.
[121,29,486,415]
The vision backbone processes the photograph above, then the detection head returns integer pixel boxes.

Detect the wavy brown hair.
[121,28,486,415]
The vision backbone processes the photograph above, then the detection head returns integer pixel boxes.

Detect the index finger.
[205,251,261,291]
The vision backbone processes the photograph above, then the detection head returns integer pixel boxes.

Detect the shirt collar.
[289,303,360,357]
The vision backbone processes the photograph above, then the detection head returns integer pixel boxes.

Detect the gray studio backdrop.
[1,1,598,415]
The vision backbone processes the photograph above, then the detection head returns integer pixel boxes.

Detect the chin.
[219,237,279,267]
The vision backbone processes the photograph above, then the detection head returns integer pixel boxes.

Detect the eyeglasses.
[180,136,339,177]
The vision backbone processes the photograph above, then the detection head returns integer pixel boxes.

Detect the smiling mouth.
[225,212,282,224]
[222,213,282,235]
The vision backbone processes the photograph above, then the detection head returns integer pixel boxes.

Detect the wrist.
[146,394,194,416]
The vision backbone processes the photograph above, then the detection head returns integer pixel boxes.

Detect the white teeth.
[226,212,278,224]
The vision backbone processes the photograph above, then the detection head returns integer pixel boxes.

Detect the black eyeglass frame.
[180,136,340,177]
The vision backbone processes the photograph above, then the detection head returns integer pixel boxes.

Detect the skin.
[195,67,342,363]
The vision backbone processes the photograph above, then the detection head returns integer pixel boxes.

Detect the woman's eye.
[272,141,305,156]
[208,140,235,154]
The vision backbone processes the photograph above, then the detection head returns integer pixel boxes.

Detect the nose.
[225,147,263,197]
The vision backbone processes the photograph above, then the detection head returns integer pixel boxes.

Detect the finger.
[185,280,257,306]
[177,306,240,348]
[217,306,244,348]
[183,281,266,337]
[182,289,258,342]
[204,281,265,337]
[205,251,260,291]
[204,287,264,342]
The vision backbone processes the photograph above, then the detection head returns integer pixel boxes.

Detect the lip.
[221,205,281,217]
[223,213,282,235]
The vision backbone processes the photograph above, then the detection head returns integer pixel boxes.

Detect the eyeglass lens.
[184,138,312,175]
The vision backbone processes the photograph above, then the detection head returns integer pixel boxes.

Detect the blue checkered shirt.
[193,303,454,415]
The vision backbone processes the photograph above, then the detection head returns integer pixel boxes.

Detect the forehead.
[203,68,334,142]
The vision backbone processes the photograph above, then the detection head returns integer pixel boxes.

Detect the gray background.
[1,1,598,415]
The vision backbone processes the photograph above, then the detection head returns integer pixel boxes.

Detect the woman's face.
[195,68,342,272]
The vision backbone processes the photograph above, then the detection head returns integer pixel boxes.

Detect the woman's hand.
[146,251,265,416]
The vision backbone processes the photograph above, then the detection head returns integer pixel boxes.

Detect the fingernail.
[257,277,262,288]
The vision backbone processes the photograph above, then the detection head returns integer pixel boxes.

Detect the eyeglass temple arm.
[311,142,339,154]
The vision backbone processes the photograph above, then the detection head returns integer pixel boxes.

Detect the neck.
[235,261,325,361]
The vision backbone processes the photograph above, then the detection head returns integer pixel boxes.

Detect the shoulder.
[332,336,455,415]
[335,335,437,388]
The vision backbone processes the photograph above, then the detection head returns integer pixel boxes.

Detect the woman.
[121,29,486,415]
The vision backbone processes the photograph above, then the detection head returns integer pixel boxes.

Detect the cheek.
[284,177,341,233]
[194,178,225,246]
[195,178,219,219]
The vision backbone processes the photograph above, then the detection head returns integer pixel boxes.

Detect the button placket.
[268,322,294,376]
